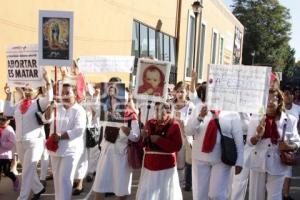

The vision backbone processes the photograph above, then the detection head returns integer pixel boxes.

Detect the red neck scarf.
[202,110,220,153]
[0,127,4,138]
[20,99,32,114]
[263,115,279,144]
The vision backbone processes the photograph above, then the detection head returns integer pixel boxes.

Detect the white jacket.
[245,112,300,176]
[4,88,53,142]
[49,103,86,157]
[185,105,244,167]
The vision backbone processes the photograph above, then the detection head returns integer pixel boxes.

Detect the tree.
[296,60,300,67]
[231,0,293,68]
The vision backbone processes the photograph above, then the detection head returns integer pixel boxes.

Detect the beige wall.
[0,0,243,99]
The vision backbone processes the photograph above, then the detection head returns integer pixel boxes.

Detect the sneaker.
[31,187,46,200]
[13,178,20,191]
[85,175,93,183]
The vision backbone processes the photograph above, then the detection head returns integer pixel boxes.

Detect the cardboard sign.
[38,10,73,66]
[134,58,171,102]
[6,44,44,88]
[206,64,271,114]
[78,56,135,73]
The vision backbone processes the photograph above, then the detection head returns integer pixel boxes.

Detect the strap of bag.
[37,99,44,113]
[214,118,223,136]
[281,117,288,142]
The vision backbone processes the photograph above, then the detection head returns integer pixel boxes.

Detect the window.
[219,36,224,64]
[170,37,176,65]
[149,28,156,58]
[185,12,195,79]
[211,30,218,64]
[197,23,206,80]
[131,22,139,58]
[156,32,163,60]
[131,20,177,84]
[164,35,170,61]
[140,24,148,57]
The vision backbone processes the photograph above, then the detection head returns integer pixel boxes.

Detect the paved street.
[1,167,300,200]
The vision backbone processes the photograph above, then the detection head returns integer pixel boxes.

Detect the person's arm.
[185,104,207,136]
[126,120,140,142]
[38,70,53,111]
[279,116,300,151]
[58,108,86,141]
[0,128,16,150]
[3,84,16,116]
[247,118,263,146]
[151,122,182,153]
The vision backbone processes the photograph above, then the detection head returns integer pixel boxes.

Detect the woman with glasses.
[246,88,300,200]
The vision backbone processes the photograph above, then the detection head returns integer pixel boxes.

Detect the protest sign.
[77,56,135,73]
[6,44,44,88]
[206,64,271,114]
[134,58,171,102]
[38,10,73,66]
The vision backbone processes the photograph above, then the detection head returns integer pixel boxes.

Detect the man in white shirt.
[282,86,300,200]
[48,83,86,200]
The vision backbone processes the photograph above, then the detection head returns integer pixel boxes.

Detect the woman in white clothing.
[3,71,52,200]
[185,104,244,200]
[246,88,300,200]
[171,81,194,190]
[92,97,140,200]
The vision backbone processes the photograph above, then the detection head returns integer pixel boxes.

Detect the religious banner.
[206,64,272,114]
[134,58,171,102]
[38,10,73,66]
[77,56,135,73]
[99,82,125,127]
[6,44,44,88]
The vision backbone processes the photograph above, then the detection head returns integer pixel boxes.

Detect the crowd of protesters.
[0,60,300,200]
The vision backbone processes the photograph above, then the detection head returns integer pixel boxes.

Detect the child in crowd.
[0,113,19,191]
[138,65,165,96]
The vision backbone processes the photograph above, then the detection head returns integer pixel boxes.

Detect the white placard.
[206,64,272,114]
[77,56,135,73]
[6,44,44,88]
[134,58,171,102]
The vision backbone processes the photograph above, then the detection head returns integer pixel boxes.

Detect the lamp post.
[191,0,202,71]
[251,50,255,65]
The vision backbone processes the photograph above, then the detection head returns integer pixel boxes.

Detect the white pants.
[231,167,250,200]
[74,148,88,179]
[87,145,100,174]
[40,143,50,180]
[16,139,44,200]
[249,170,285,200]
[51,154,81,200]
[192,159,231,200]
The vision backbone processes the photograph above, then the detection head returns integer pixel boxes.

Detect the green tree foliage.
[231,0,294,69]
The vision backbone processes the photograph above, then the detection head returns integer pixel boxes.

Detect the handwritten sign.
[78,56,135,73]
[206,64,271,114]
[6,44,44,88]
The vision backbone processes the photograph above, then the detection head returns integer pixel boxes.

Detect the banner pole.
[54,66,57,134]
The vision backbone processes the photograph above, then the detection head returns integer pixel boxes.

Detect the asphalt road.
[1,167,300,200]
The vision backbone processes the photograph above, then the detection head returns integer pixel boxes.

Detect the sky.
[223,0,300,61]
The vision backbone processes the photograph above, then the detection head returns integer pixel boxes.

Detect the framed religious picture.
[99,82,126,127]
[38,10,73,66]
[134,58,171,102]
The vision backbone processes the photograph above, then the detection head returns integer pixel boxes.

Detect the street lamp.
[251,50,255,65]
[191,0,203,70]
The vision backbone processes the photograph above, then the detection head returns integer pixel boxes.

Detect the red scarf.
[263,115,279,144]
[202,110,220,153]
[20,99,32,114]
[0,127,4,138]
